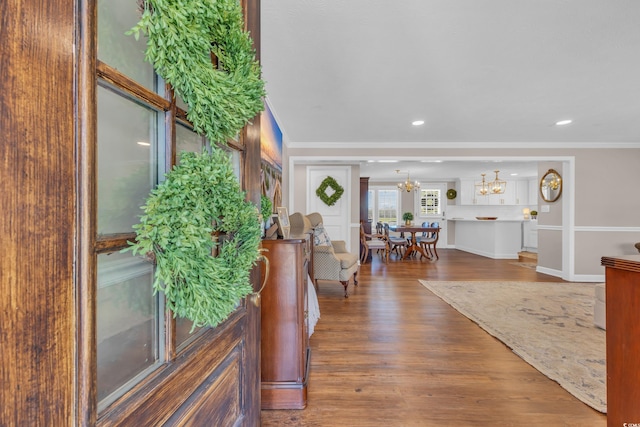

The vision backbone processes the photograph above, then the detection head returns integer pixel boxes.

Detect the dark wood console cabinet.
[360,177,372,261]
[360,177,371,234]
[601,255,640,426]
[260,236,311,409]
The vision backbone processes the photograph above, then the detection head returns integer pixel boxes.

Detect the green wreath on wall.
[126,151,262,329]
[129,0,266,144]
[316,176,345,207]
[126,0,266,328]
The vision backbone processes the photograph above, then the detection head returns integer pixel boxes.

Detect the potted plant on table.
[530,210,538,219]
[402,212,414,226]
[261,195,273,236]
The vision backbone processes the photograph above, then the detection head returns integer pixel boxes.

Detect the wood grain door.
[0,0,263,425]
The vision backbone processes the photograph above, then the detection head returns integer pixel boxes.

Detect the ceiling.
[260,0,640,181]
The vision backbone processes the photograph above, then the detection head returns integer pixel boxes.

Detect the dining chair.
[383,223,408,257]
[360,222,389,264]
[413,222,430,254]
[419,221,440,259]
[376,221,384,235]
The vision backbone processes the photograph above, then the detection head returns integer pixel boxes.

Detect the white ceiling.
[260,0,640,180]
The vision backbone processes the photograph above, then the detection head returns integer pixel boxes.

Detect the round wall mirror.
[540,169,562,202]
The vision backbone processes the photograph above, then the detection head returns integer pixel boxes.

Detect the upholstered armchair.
[305,212,359,298]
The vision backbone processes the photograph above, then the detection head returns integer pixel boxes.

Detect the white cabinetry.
[454,220,523,259]
[458,179,477,205]
[528,178,538,205]
[514,180,529,205]
[522,220,538,251]
[498,181,516,205]
[457,179,528,205]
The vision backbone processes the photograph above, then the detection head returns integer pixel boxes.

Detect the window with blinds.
[419,189,441,216]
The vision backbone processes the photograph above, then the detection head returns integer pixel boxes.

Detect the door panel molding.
[306,166,352,246]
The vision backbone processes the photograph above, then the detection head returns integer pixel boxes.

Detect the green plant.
[530,210,538,216]
[402,212,414,221]
[129,0,266,144]
[125,150,261,329]
[261,195,273,222]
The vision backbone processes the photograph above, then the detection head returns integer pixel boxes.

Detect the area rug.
[418,280,606,413]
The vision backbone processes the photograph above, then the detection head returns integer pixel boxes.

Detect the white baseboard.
[567,274,605,283]
[535,266,604,283]
[454,245,519,260]
[535,266,562,278]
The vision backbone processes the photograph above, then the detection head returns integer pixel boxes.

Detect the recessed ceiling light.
[555,119,573,126]
[137,141,150,146]
[510,173,518,176]
[412,120,425,126]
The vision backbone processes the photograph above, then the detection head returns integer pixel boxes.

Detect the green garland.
[125,150,261,328]
[129,0,266,144]
[316,176,344,207]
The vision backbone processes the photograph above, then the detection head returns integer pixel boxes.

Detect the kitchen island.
[451,219,523,259]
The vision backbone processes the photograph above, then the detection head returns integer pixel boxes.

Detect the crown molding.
[284,141,640,150]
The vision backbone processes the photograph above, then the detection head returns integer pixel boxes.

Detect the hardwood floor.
[260,249,607,426]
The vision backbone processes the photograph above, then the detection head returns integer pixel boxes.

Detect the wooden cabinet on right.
[601,255,640,426]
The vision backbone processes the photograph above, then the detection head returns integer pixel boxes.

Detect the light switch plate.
[541,205,550,213]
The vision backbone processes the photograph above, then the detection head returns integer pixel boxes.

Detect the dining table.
[389,224,440,260]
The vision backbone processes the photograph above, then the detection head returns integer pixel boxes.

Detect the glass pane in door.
[97,0,156,90]
[97,251,159,406]
[97,86,158,235]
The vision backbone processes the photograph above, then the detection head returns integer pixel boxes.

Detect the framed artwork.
[275,207,290,238]
[260,100,283,217]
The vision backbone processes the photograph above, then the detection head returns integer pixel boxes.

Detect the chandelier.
[488,170,506,194]
[475,173,489,196]
[396,170,421,192]
[476,170,506,195]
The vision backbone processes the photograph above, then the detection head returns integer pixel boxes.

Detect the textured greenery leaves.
[315,176,344,207]
[129,0,265,144]
[126,150,261,328]
[260,194,272,220]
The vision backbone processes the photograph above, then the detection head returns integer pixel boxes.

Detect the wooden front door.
[1,0,263,425]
